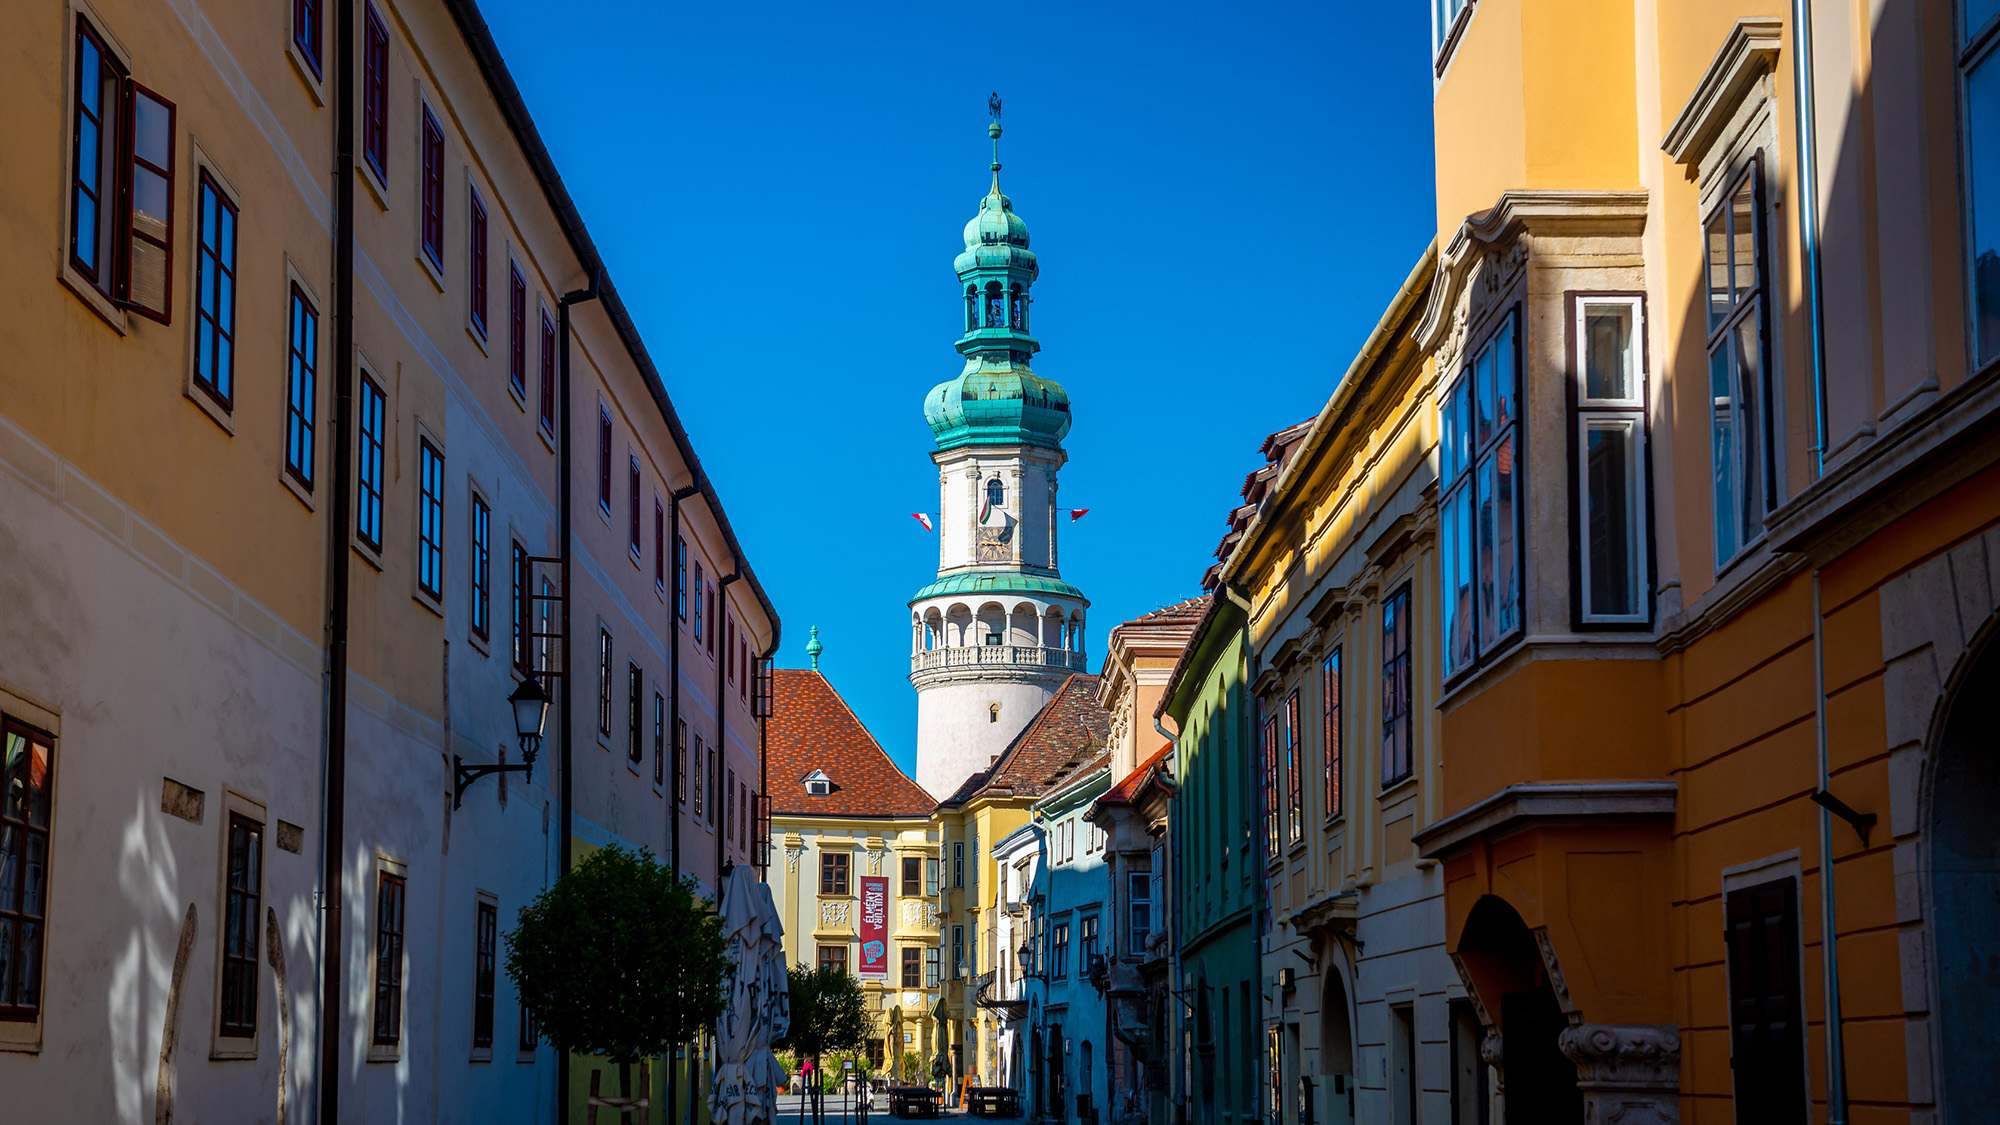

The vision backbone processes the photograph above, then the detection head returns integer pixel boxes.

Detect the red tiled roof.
[767,669,934,818]
[1129,596,1211,626]
[940,674,1112,806]
[1100,742,1175,807]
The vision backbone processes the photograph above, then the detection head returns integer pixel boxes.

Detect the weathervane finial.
[986,93,1004,188]
[988,92,1002,122]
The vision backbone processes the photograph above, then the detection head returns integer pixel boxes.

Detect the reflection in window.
[1440,310,1521,676]
[1962,0,2000,367]
[1705,164,1772,567]
[1575,298,1649,623]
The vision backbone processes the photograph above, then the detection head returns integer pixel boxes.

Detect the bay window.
[1574,296,1649,623]
[1706,162,1773,568]
[1440,310,1521,676]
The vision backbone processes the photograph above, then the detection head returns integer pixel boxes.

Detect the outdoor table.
[888,1086,944,1118]
[965,1086,1019,1117]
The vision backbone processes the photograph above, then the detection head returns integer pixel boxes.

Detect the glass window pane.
[1968,51,2000,368]
[1491,433,1519,641]
[1706,209,1732,331]
[1585,418,1637,618]
[1443,487,1474,674]
[1710,342,1740,566]
[1492,317,1517,430]
[1475,454,1496,649]
[1731,176,1758,300]
[1475,347,1496,449]
[1735,310,1766,524]
[1966,0,2000,48]
[134,92,171,169]
[1583,303,1635,401]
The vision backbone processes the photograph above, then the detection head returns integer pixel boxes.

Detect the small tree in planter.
[506,845,731,1107]
[773,963,873,1125]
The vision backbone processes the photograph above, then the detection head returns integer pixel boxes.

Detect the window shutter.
[125,83,175,323]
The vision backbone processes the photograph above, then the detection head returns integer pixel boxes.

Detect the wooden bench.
[889,1087,943,1118]
[966,1086,1019,1117]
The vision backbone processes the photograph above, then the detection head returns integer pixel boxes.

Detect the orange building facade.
[1413,1,2000,1123]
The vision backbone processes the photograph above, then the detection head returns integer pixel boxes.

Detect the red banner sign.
[858,876,888,979]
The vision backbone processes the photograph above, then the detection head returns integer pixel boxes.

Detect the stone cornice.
[1663,19,1785,165]
[1413,781,1676,859]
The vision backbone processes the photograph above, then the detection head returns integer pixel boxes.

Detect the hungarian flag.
[911,513,934,531]
[1070,508,1090,522]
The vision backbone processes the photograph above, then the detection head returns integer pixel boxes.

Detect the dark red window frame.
[293,0,322,77]
[654,501,666,589]
[0,719,56,1020]
[510,541,529,672]
[356,375,386,551]
[596,407,612,514]
[192,172,239,410]
[416,437,444,601]
[628,456,642,555]
[508,264,526,396]
[1261,714,1279,858]
[219,812,263,1037]
[1381,584,1414,786]
[473,899,497,1049]
[628,663,644,764]
[468,186,487,334]
[469,494,491,641]
[420,104,443,269]
[372,872,405,1045]
[362,3,388,179]
[1322,647,1342,821]
[538,310,556,433]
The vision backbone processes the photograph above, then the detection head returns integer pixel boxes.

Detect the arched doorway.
[1317,961,1355,1125]
[1929,621,2000,1122]
[1456,896,1581,1124]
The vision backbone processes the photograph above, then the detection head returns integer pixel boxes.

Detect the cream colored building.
[0,0,776,1121]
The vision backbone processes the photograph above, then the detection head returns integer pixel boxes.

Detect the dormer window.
[802,768,833,798]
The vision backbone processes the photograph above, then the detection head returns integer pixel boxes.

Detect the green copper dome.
[924,120,1071,452]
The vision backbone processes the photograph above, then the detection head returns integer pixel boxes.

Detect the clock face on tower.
[976,525,1012,563]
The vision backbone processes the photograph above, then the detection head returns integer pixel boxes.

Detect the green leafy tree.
[900,1051,924,1085]
[505,845,730,1090]
[773,963,874,1125]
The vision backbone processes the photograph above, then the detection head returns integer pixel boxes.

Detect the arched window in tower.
[985,281,1005,327]
[965,286,979,332]
[989,703,1000,724]
[985,477,1005,518]
[1009,284,1024,329]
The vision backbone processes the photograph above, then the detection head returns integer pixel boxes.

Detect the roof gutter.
[437,0,780,650]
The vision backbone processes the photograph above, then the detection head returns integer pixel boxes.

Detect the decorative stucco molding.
[1413,780,1677,860]
[1532,926,1580,1017]
[1558,1022,1682,1124]
[820,900,851,928]
[1662,19,1785,165]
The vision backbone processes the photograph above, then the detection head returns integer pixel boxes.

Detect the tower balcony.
[910,644,1088,675]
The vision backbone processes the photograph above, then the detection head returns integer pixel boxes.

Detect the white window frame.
[1571,295,1650,626]
[210,789,268,1060]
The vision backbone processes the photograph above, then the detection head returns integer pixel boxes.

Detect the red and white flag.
[1070,508,1090,522]
[911,513,934,531]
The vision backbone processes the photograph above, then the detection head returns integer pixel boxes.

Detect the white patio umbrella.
[710,865,792,1125]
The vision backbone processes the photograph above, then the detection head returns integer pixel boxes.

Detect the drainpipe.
[555,270,599,1124]
[1791,0,1830,479]
[1154,714,1180,1122]
[665,481,697,1125]
[1215,582,1266,1125]
[717,569,741,894]
[1811,571,1849,1123]
[317,0,358,1116]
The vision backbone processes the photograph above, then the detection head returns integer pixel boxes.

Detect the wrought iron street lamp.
[1016,941,1044,982]
[454,676,551,808]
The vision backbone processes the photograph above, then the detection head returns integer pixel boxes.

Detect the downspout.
[665,481,697,1125]
[555,270,600,1123]
[1792,0,1830,479]
[716,569,742,894]
[317,0,358,1116]
[1811,571,1848,1123]
[1215,582,1264,1125]
[1154,714,1181,1123]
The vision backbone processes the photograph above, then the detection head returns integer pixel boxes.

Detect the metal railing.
[910,645,1087,673]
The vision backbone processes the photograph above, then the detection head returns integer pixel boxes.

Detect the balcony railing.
[911,645,1088,673]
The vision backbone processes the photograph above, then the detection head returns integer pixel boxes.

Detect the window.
[416,438,444,601]
[510,542,529,671]
[1725,878,1807,1123]
[1433,0,1474,58]
[597,629,613,736]
[356,375,386,551]
[419,104,443,270]
[219,812,263,1037]
[902,946,923,988]
[654,501,665,589]
[1261,714,1278,856]
[597,408,612,515]
[1051,921,1070,980]
[372,871,406,1046]
[628,664,643,764]
[902,856,922,897]
[292,0,322,77]
[362,3,388,179]
[468,186,487,335]
[693,561,705,642]
[67,20,176,322]
[818,944,848,974]
[285,284,318,488]
[519,1001,537,1053]
[986,282,1005,327]
[820,852,850,896]
[953,841,964,887]
[537,309,556,433]
[504,265,527,398]
[1382,585,1413,786]
[469,494,490,640]
[1321,648,1342,821]
[675,720,687,804]
[706,745,716,821]
[1127,871,1152,954]
[1440,311,1520,675]
[706,583,717,657]
[629,457,642,557]
[1283,690,1302,846]
[692,735,704,817]
[726,616,737,685]
[925,945,942,987]
[675,536,688,619]
[1574,297,1649,622]
[984,477,1005,517]
[473,899,497,1049]
[925,858,939,897]
[1079,914,1099,975]
[1706,163,1774,568]
[1964,1,2000,368]
[725,770,737,850]
[952,925,966,976]
[0,720,55,1020]
[653,693,665,786]
[192,174,239,408]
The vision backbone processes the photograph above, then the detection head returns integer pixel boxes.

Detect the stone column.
[1556,1023,1681,1125]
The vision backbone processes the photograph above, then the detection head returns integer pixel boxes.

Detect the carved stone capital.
[1558,1022,1681,1125]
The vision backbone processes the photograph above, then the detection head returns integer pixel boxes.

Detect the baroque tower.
[909,115,1089,799]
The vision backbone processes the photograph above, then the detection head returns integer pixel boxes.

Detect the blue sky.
[483,0,1439,774]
